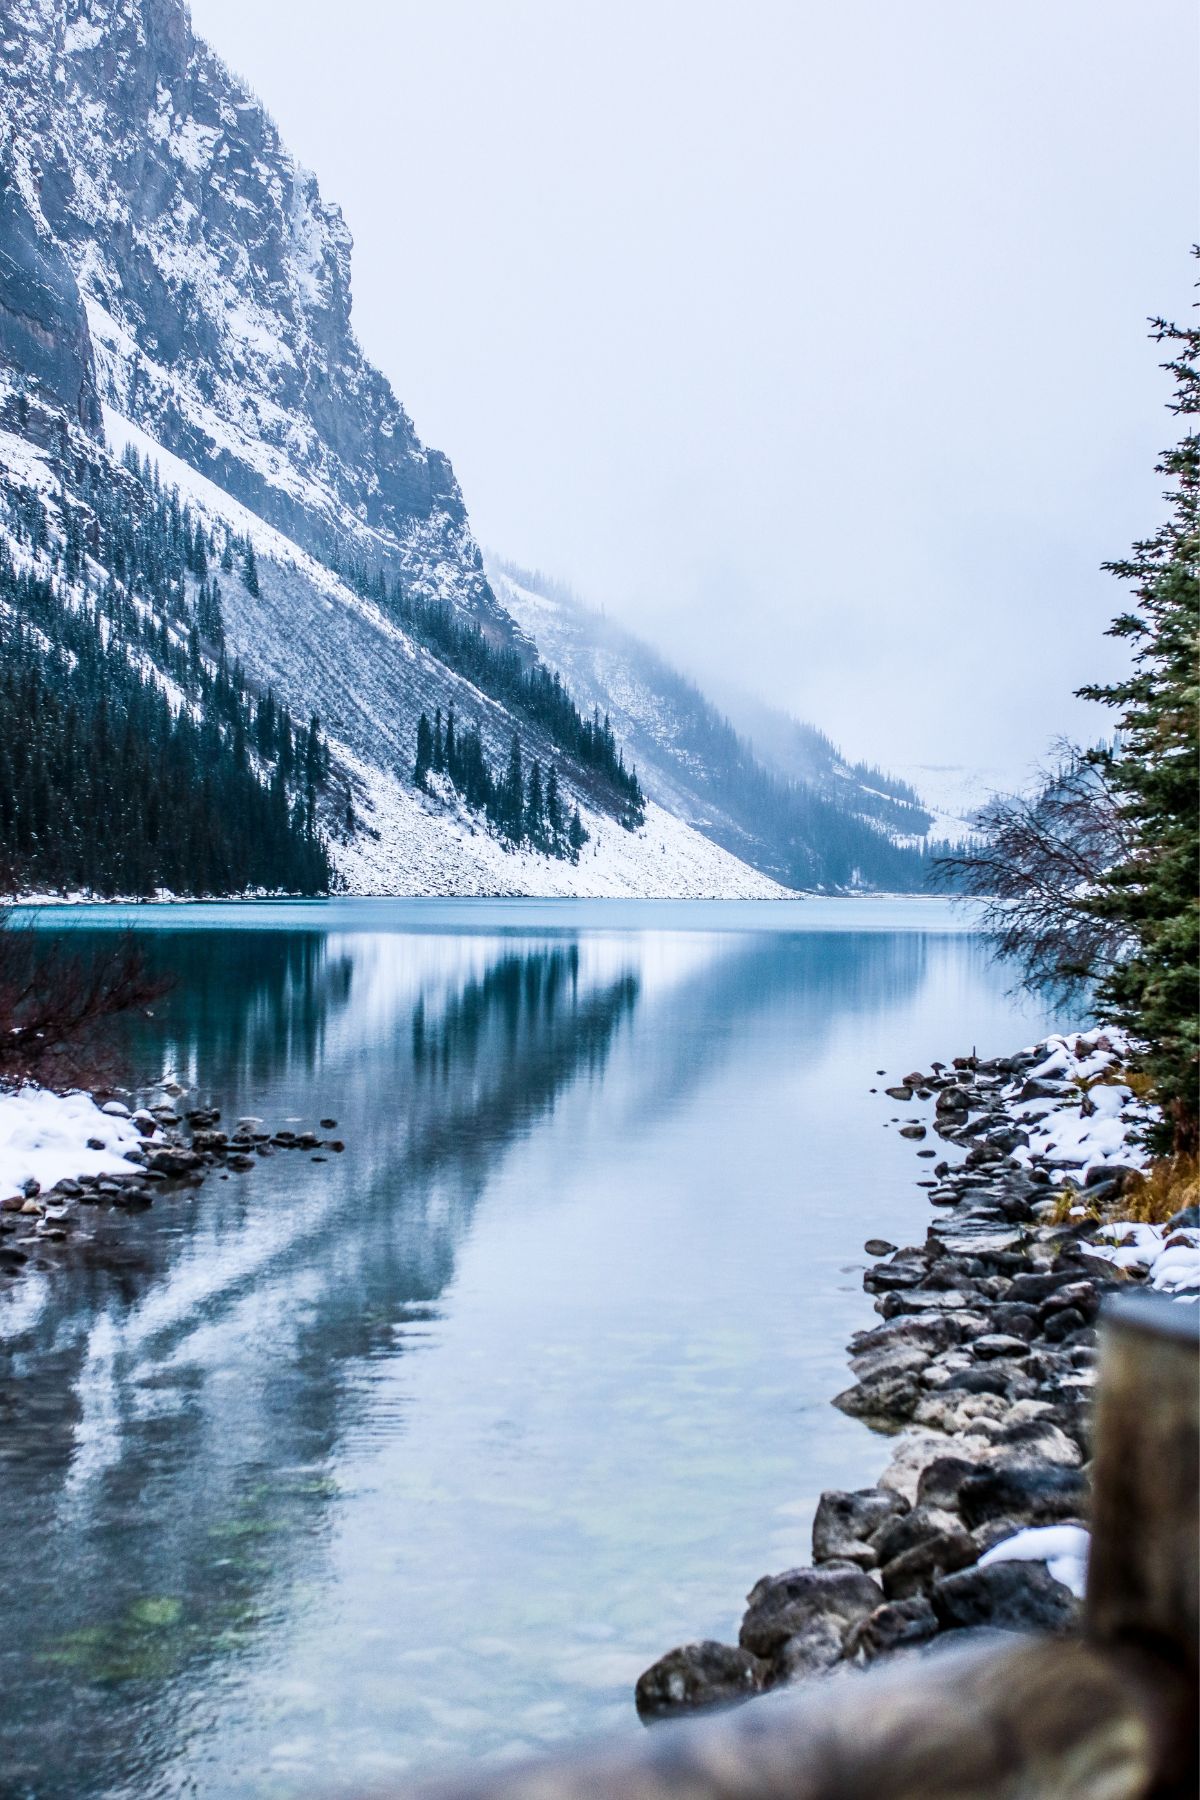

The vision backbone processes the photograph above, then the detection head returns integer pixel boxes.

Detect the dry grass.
[1119,1156,1200,1225]
[1077,1064,1155,1099]
[1048,1155,1198,1229]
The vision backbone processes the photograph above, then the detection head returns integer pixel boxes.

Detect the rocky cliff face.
[0,0,513,637]
[0,177,101,433]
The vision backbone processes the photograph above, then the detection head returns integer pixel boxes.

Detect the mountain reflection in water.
[0,902,1054,1800]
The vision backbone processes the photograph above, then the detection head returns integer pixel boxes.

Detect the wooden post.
[1086,1292,1200,1678]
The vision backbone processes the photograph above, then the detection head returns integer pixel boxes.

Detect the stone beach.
[0,1083,343,1281]
[635,1028,1200,1719]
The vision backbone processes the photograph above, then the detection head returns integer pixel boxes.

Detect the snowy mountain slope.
[0,0,514,642]
[0,0,918,897]
[490,563,938,890]
[97,409,788,896]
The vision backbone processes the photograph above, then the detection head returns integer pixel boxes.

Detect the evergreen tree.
[526,759,545,849]
[444,705,457,781]
[568,806,587,860]
[414,711,433,788]
[546,764,564,847]
[1078,309,1199,1153]
[502,731,524,841]
[242,540,260,597]
[433,706,445,774]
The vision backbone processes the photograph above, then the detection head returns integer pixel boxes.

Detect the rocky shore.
[635,1029,1200,1719]
[0,1083,344,1281]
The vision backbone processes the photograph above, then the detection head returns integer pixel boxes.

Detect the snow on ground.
[999,1027,1200,1303]
[333,744,794,899]
[1086,1222,1200,1300]
[1009,1029,1157,1181]
[98,414,792,900]
[0,1087,144,1198]
[979,1525,1090,1598]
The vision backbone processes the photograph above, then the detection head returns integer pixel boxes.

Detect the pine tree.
[526,759,545,849]
[433,705,445,774]
[414,711,433,788]
[502,731,524,841]
[242,540,260,597]
[1078,308,1200,1153]
[568,806,587,860]
[546,764,564,846]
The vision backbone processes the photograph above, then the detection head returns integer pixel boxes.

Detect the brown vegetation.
[0,911,169,1089]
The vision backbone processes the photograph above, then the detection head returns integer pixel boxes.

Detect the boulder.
[931,1561,1080,1633]
[832,1372,921,1424]
[871,1504,963,1566]
[880,1530,979,1600]
[812,1487,908,1568]
[739,1566,882,1660]
[915,1455,982,1511]
[842,1595,939,1664]
[773,1615,849,1682]
[957,1462,1089,1532]
[863,1238,897,1257]
[634,1641,768,1720]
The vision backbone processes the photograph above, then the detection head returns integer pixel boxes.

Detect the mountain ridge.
[0,0,939,897]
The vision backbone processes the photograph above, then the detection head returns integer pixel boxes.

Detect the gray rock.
[832,1372,921,1424]
[812,1488,908,1568]
[634,1642,768,1720]
[971,1333,1032,1362]
[739,1567,882,1660]
[863,1238,897,1257]
[880,1530,978,1600]
[932,1561,1080,1633]
[842,1596,939,1664]
[915,1456,983,1511]
[772,1615,848,1681]
[957,1461,1090,1531]
[1042,1306,1086,1343]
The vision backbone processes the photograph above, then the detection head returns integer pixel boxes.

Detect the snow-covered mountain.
[0,0,936,897]
[490,563,940,891]
[0,0,515,640]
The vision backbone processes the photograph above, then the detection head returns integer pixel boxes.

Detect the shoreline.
[0,1083,344,1284]
[635,1028,1200,1716]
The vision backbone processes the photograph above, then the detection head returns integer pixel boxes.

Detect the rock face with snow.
[0,0,932,898]
[0,0,511,637]
[490,562,934,891]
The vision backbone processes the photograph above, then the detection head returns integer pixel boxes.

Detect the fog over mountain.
[190,0,1198,799]
[1,0,959,897]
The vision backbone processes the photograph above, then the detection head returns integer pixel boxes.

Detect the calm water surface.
[0,899,1055,1798]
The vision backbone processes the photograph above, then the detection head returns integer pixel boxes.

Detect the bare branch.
[935,744,1132,997]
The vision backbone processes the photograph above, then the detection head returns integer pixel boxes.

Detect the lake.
[0,899,1056,1798]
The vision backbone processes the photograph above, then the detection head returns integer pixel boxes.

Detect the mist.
[189,0,1197,800]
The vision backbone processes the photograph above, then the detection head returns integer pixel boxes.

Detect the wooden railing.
[405,1294,1197,1800]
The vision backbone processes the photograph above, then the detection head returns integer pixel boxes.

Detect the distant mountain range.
[0,0,949,897]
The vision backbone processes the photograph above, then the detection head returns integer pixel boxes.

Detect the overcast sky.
[191,0,1196,800]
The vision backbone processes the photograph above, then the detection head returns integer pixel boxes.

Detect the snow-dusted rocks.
[0,1086,143,1199]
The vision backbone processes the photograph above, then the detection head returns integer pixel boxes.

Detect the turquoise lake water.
[0,899,1057,1797]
